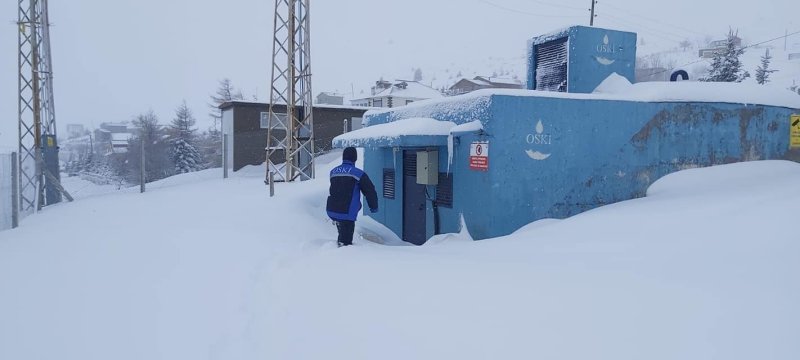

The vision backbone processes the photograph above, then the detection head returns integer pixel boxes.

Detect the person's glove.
[370,208,378,213]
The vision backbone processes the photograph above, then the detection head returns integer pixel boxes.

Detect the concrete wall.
[363,94,799,242]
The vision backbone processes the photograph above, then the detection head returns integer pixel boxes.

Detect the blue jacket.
[326,161,378,221]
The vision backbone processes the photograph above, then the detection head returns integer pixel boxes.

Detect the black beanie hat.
[343,147,357,162]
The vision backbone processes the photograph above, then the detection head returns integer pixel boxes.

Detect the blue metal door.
[403,151,426,245]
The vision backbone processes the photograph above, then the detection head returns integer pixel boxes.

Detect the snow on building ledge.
[363,73,800,128]
[333,117,456,148]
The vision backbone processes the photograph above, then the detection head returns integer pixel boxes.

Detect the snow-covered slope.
[1,154,799,359]
[403,41,800,94]
[638,44,800,90]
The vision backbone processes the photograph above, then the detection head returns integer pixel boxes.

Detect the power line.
[745,29,800,48]
[526,0,586,11]
[600,12,687,43]
[477,0,585,18]
[601,2,708,37]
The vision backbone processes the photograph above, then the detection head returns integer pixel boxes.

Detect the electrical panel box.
[416,150,438,185]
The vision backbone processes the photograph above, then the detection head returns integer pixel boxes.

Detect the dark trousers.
[335,220,355,246]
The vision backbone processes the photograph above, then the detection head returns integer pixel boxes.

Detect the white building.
[66,124,86,139]
[350,80,443,108]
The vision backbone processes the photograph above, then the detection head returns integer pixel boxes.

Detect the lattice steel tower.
[266,0,315,185]
[18,0,72,212]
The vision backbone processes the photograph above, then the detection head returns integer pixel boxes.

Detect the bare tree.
[125,111,172,184]
[208,78,244,133]
[679,39,692,52]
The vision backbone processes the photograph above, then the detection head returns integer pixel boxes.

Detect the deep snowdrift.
[1,155,799,360]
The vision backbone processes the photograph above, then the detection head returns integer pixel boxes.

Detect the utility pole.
[265,0,315,194]
[589,0,597,26]
[140,137,145,193]
[18,0,72,213]
[785,29,788,51]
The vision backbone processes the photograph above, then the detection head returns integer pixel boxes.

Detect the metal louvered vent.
[535,37,568,92]
[436,172,453,208]
[383,168,395,199]
[403,152,417,177]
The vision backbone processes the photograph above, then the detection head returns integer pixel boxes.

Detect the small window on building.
[373,99,383,107]
[436,172,453,208]
[260,112,288,129]
[383,168,396,199]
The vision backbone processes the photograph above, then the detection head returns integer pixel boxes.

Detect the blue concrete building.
[333,26,800,245]
[527,26,637,93]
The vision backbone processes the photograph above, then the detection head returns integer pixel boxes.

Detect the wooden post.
[223,134,228,179]
[269,171,275,197]
[140,138,145,193]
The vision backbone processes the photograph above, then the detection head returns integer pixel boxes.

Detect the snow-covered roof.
[366,73,799,121]
[333,117,455,148]
[461,78,492,86]
[530,26,572,46]
[110,133,133,142]
[354,81,444,101]
[482,77,522,86]
[592,73,800,108]
[218,100,375,111]
[449,120,484,134]
[451,77,523,90]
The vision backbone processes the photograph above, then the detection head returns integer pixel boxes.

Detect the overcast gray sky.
[1,0,798,148]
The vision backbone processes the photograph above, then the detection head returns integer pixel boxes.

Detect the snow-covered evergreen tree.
[171,138,201,174]
[700,30,750,83]
[170,101,202,174]
[755,48,777,85]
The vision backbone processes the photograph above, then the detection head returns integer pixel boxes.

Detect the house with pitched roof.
[448,76,523,95]
[350,80,443,108]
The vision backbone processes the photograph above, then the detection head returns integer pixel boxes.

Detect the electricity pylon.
[265,0,315,188]
[18,0,72,213]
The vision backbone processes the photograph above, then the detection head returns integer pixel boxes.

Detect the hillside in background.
[347,34,800,99]
[637,36,800,88]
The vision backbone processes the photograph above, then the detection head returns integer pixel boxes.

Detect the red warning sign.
[469,141,489,171]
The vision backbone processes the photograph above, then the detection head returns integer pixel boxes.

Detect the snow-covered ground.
[1,151,799,359]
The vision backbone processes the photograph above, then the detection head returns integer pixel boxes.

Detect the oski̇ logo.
[594,34,616,65]
[525,120,552,160]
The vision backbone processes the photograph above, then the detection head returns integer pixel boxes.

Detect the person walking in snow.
[326,147,379,247]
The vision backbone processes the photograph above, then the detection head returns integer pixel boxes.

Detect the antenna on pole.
[589,0,597,26]
[17,0,72,214]
[265,0,315,194]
